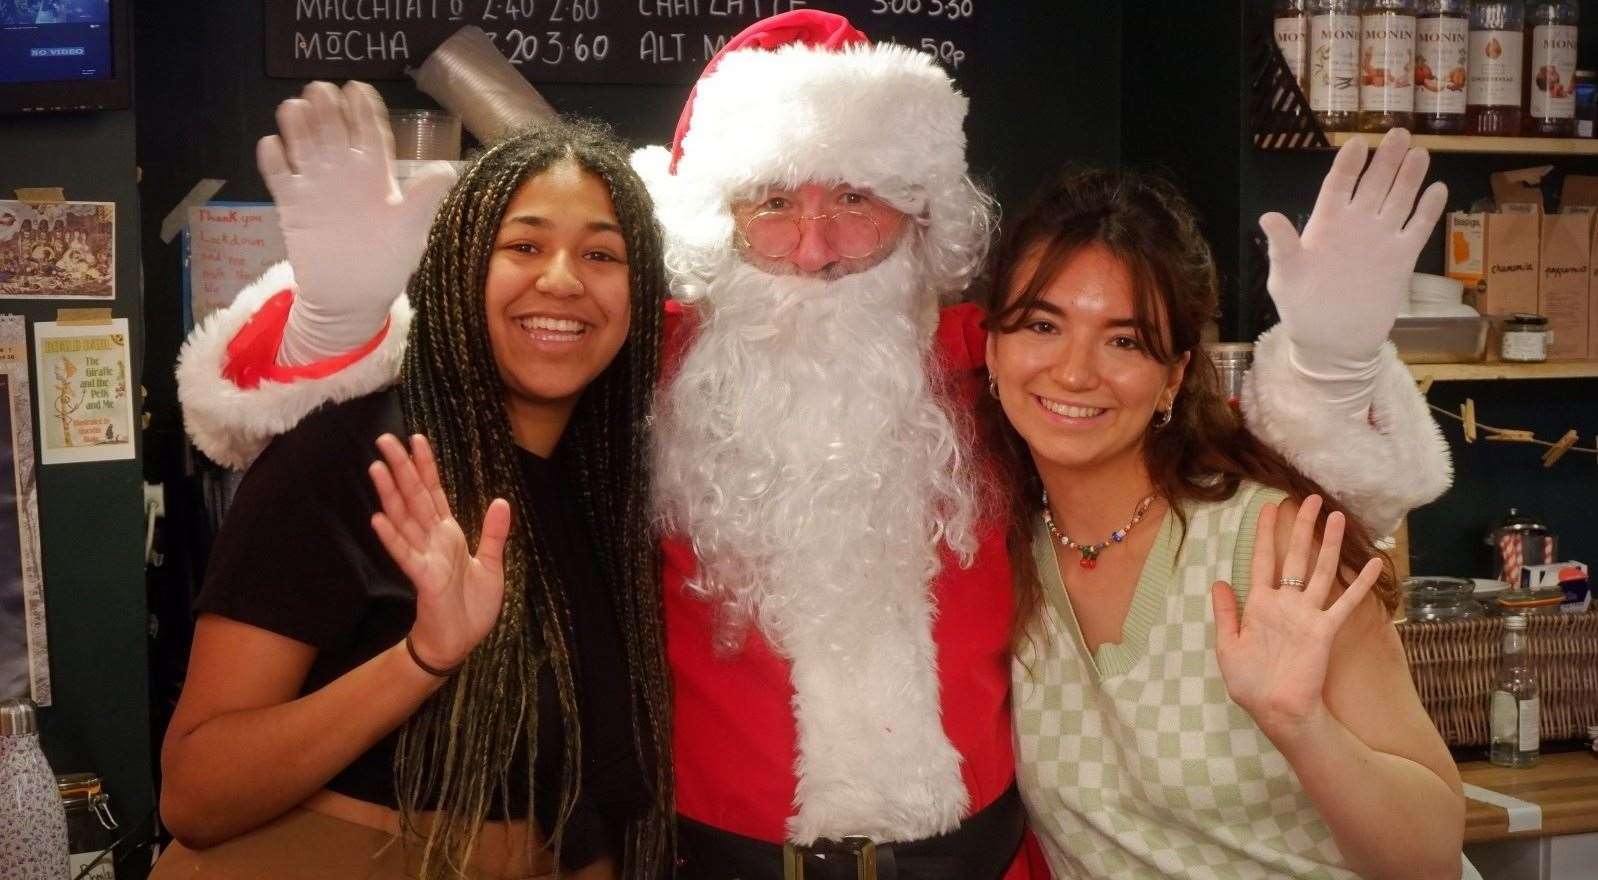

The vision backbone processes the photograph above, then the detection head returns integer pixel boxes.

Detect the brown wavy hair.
[978,167,1397,644]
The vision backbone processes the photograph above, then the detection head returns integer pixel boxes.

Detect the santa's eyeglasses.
[738,209,884,261]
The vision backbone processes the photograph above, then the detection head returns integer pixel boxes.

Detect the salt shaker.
[0,698,71,879]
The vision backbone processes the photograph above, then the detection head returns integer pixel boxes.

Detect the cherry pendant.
[1079,556,1097,570]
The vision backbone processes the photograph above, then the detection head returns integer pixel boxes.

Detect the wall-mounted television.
[0,0,129,115]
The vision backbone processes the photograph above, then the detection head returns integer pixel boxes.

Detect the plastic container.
[1390,315,1488,362]
[388,109,461,161]
[1407,272,1477,316]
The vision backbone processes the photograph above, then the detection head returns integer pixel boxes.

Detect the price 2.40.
[486,29,612,64]
[871,0,974,21]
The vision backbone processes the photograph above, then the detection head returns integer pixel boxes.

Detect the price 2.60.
[486,29,612,64]
[871,0,974,21]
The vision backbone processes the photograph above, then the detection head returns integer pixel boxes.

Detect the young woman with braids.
[155,87,672,879]
[985,137,1466,879]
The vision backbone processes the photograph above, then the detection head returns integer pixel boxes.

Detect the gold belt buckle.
[782,835,878,880]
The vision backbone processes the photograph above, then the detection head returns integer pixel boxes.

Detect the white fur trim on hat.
[632,41,985,302]
[1241,326,1452,535]
[176,260,410,470]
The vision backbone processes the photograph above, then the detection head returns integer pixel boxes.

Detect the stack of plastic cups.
[388,109,462,161]
[408,26,558,145]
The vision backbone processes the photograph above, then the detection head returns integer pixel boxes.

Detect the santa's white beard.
[651,244,983,843]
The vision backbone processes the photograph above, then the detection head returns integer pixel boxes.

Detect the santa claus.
[177,11,1450,879]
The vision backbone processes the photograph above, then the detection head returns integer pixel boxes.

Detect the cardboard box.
[1539,207,1593,359]
[1446,212,1484,286]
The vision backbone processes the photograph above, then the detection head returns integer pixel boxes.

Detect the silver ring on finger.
[1277,576,1307,591]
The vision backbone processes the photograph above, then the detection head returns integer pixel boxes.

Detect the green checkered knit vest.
[1013,480,1357,879]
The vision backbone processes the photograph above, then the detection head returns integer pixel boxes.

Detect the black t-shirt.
[195,389,648,868]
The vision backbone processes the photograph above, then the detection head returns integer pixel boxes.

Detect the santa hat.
[630,11,984,301]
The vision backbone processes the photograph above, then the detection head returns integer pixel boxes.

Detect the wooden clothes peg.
[1542,430,1579,467]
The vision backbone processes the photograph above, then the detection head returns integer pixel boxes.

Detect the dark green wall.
[0,109,152,867]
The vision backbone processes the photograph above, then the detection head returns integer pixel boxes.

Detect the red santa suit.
[662,301,1028,877]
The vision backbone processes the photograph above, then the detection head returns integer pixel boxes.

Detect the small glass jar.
[1205,343,1255,408]
[1403,576,1485,621]
[57,773,117,880]
[1501,313,1551,361]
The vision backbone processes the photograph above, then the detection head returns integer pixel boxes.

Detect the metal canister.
[1206,342,1255,408]
[0,699,71,880]
[1486,508,1558,586]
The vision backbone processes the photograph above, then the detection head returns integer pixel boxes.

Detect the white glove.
[257,81,457,366]
[1258,128,1447,417]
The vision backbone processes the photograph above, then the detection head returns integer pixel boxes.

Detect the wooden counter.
[1461,752,1598,843]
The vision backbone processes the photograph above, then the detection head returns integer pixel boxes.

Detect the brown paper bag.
[1481,203,1541,318]
[1492,166,1552,210]
[1540,208,1592,359]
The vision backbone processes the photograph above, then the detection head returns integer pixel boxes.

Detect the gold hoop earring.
[1152,405,1174,430]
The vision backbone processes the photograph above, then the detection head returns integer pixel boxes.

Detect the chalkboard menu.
[266,0,980,84]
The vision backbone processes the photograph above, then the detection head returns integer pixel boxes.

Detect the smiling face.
[484,160,631,436]
[729,182,911,279]
[987,242,1188,480]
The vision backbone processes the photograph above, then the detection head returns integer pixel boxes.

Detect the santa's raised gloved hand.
[1242,128,1453,535]
[1257,128,1447,418]
[260,80,456,365]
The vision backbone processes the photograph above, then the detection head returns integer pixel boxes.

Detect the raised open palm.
[1211,495,1384,741]
[368,433,509,674]
[1259,128,1448,367]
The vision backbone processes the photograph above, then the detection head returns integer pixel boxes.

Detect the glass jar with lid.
[1501,313,1550,361]
[58,773,118,879]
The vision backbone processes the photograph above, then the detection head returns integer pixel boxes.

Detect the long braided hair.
[392,119,672,878]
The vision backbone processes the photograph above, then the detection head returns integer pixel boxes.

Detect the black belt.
[673,783,1025,880]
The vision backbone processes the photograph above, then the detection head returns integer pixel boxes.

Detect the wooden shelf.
[1461,752,1598,843]
[1329,132,1598,156]
[1409,361,1598,382]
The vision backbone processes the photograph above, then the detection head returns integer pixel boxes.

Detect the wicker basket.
[1397,610,1598,747]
